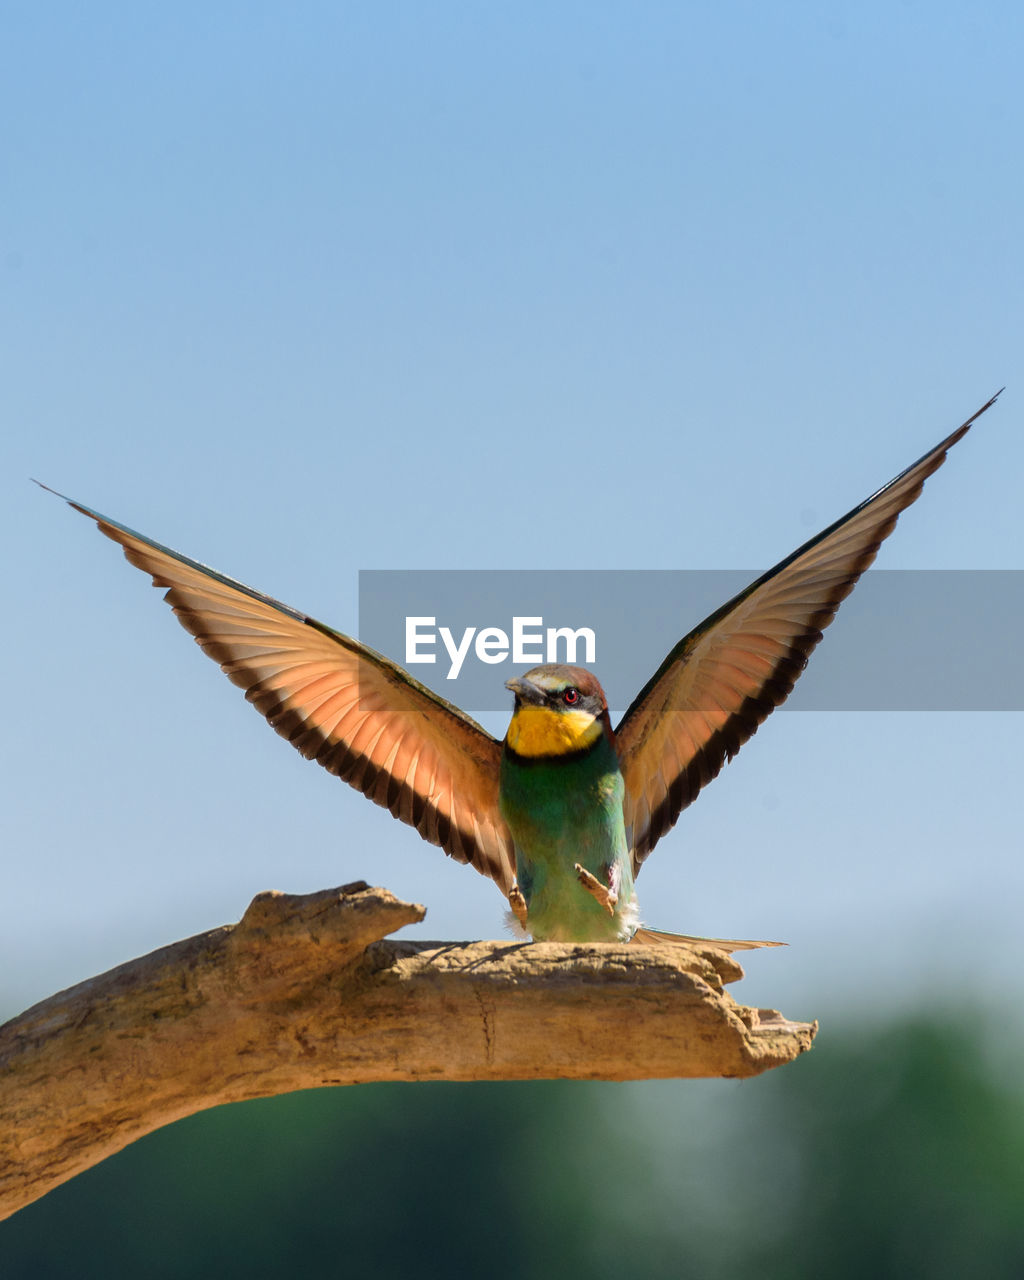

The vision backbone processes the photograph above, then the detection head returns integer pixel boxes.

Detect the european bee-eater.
[40,393,999,948]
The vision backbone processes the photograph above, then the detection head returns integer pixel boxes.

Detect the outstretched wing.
[44,489,516,894]
[616,393,1001,872]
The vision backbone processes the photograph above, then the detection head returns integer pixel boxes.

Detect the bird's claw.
[574,863,618,916]
[508,883,529,929]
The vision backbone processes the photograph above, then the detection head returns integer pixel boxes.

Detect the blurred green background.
[5,1011,1023,1277]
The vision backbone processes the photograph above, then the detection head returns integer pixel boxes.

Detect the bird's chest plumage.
[499,737,635,941]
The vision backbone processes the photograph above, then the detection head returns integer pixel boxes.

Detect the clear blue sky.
[2,3,1021,1022]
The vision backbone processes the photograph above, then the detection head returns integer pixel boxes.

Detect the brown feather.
[616,393,1001,873]
[59,498,516,893]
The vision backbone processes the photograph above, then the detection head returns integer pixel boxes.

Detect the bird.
[39,392,1000,950]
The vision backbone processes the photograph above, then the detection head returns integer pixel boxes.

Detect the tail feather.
[632,926,785,953]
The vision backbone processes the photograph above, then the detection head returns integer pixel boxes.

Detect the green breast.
[498,734,636,942]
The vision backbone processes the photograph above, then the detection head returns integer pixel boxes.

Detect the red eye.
[563,688,580,705]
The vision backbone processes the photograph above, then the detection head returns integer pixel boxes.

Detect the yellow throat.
[505,704,603,757]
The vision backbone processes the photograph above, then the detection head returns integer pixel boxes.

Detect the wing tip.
[951,387,1003,440]
[33,478,106,528]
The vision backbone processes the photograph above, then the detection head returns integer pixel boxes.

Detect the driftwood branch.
[0,882,815,1220]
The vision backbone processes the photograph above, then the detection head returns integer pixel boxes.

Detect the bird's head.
[504,665,612,758]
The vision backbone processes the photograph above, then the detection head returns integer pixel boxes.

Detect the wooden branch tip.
[0,882,815,1221]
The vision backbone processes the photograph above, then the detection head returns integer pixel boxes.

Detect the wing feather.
[617,393,1001,872]
[46,490,516,893]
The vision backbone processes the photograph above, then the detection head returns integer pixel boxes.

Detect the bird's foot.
[574,863,618,916]
[508,883,529,930]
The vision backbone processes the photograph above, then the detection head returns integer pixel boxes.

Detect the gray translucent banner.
[358,570,1023,713]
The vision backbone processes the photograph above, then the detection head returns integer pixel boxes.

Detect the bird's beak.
[505,676,544,705]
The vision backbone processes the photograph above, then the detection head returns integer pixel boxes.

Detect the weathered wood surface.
[0,882,815,1220]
